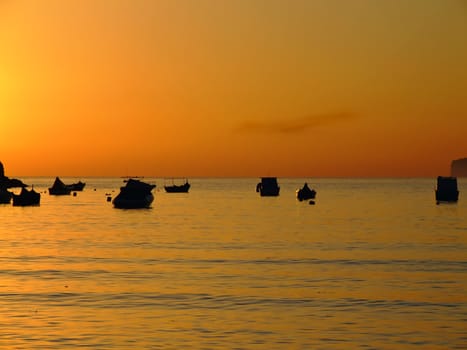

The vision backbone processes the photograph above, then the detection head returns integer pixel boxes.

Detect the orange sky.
[1,0,466,177]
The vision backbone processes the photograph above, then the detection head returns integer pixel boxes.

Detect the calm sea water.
[1,177,465,349]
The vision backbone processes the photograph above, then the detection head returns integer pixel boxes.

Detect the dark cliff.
[451,158,467,177]
[0,161,28,188]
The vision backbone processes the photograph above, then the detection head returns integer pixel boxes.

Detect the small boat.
[256,177,280,196]
[12,187,41,206]
[296,182,316,201]
[49,177,72,195]
[113,178,156,209]
[0,186,12,204]
[68,181,86,191]
[435,176,459,203]
[164,179,190,193]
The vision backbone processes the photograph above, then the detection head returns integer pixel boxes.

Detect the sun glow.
[1,0,466,177]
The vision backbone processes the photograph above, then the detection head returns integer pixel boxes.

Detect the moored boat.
[68,181,86,191]
[296,182,316,201]
[49,177,72,195]
[256,177,280,197]
[113,178,156,209]
[0,186,12,204]
[164,179,190,193]
[12,187,41,206]
[435,176,459,203]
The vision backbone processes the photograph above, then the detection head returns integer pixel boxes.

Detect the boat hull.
[256,177,280,197]
[435,190,459,202]
[164,183,190,193]
[297,188,316,201]
[112,193,154,209]
[0,188,12,204]
[12,189,41,206]
[112,178,156,209]
[49,188,72,195]
[259,188,280,196]
[49,177,72,195]
[435,176,459,203]
[296,183,317,201]
[68,181,86,191]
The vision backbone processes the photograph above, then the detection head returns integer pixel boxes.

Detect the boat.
[256,177,280,196]
[68,181,86,191]
[164,179,190,193]
[296,182,316,201]
[435,176,459,203]
[12,187,41,206]
[49,177,72,195]
[0,186,12,204]
[113,178,156,209]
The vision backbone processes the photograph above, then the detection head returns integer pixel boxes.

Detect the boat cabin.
[435,176,459,203]
[256,177,280,197]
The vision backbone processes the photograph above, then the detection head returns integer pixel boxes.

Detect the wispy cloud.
[235,112,357,134]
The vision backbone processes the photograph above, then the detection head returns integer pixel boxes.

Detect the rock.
[451,158,467,177]
[0,161,28,188]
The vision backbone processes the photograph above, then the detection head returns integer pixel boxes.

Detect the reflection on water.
[0,178,466,349]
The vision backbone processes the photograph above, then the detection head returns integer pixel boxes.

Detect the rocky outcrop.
[451,158,467,177]
[0,162,28,188]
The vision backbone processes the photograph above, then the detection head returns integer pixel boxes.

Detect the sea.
[0,177,465,349]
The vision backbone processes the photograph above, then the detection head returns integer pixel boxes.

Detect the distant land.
[451,158,467,177]
[0,161,27,188]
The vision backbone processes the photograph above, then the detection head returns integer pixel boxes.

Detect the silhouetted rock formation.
[451,158,467,177]
[0,161,27,188]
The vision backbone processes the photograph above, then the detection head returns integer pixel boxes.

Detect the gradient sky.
[1,0,466,177]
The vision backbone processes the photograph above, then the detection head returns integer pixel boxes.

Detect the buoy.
[73,192,77,197]
[309,200,315,205]
[107,196,112,202]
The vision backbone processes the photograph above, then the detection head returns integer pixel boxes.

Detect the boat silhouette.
[435,176,459,203]
[0,186,13,204]
[256,177,280,196]
[49,177,72,195]
[296,182,316,201]
[12,187,41,206]
[164,179,190,193]
[113,178,156,209]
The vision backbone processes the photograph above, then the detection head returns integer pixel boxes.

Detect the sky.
[1,0,466,177]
